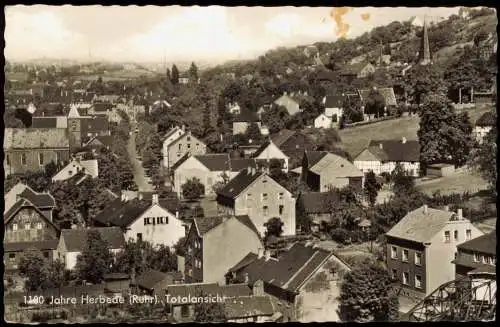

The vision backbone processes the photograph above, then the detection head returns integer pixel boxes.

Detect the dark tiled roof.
[457,232,496,255]
[271,129,296,147]
[195,154,231,171]
[230,243,335,292]
[234,110,260,123]
[305,151,328,168]
[299,192,335,214]
[368,139,420,162]
[169,153,191,172]
[92,102,114,112]
[475,111,495,127]
[229,253,259,273]
[83,116,110,133]
[104,273,130,280]
[60,227,125,252]
[93,198,151,228]
[18,187,55,208]
[325,95,345,108]
[3,199,26,223]
[230,158,258,172]
[136,269,168,290]
[194,216,225,235]
[235,215,260,237]
[224,296,275,319]
[4,240,59,252]
[216,169,264,199]
[95,135,113,147]
[31,117,58,128]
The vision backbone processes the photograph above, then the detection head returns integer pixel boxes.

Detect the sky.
[5,6,462,63]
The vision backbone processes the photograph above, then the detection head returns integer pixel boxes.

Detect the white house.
[172,154,259,197]
[56,227,125,270]
[473,111,495,144]
[93,194,185,247]
[251,140,290,172]
[354,138,420,177]
[162,126,186,167]
[314,113,333,129]
[52,159,99,182]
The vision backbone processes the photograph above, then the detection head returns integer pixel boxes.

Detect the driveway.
[127,125,153,192]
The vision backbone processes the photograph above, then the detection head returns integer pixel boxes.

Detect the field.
[339,116,420,158]
[415,167,489,196]
[339,104,493,158]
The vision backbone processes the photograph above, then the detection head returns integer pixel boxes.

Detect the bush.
[330,228,352,244]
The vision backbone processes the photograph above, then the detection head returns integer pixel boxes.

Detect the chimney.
[379,143,383,149]
[423,204,428,214]
[457,208,463,220]
[402,137,407,144]
[264,250,271,261]
[175,211,179,219]
[257,248,264,259]
[181,124,185,132]
[251,167,256,175]
[152,194,159,205]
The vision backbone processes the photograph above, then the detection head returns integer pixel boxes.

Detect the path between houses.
[127,124,153,192]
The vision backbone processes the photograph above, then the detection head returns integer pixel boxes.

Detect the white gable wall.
[125,204,185,247]
[253,143,289,171]
[314,114,332,129]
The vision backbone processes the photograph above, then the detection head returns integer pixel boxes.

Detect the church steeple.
[419,16,432,65]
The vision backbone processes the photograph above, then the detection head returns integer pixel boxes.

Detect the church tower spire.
[419,15,432,65]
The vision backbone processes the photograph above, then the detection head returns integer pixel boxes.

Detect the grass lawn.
[339,116,420,158]
[415,168,488,196]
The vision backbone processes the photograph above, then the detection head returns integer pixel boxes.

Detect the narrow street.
[127,122,153,192]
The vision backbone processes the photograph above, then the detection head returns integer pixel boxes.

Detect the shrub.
[330,228,352,244]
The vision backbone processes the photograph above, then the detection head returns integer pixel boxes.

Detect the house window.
[402,272,409,285]
[391,269,397,280]
[181,305,189,317]
[444,231,451,243]
[454,230,458,241]
[21,153,27,165]
[9,253,16,259]
[466,229,472,240]
[43,251,49,258]
[6,155,10,165]
[178,144,182,151]
[473,253,480,262]
[187,136,191,142]
[263,206,269,216]
[36,222,43,230]
[187,143,191,149]
[137,233,143,243]
[196,144,200,150]
[279,205,284,215]
[144,218,150,225]
[247,193,252,201]
[278,193,284,200]
[24,223,31,230]
[262,193,268,201]
[262,179,267,184]
[402,249,409,262]
[391,246,397,259]
[415,252,422,265]
[415,275,422,289]
[12,224,18,231]
[38,153,44,165]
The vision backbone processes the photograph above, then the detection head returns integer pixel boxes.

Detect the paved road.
[127,125,153,192]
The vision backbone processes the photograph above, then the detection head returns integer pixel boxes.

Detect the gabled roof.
[4,128,69,149]
[457,232,496,255]
[60,227,125,252]
[84,135,113,148]
[195,154,231,171]
[475,111,495,127]
[166,283,251,301]
[271,129,296,147]
[305,151,328,168]
[18,187,56,208]
[229,243,344,292]
[224,296,275,319]
[386,205,459,243]
[82,116,110,133]
[67,104,80,118]
[92,102,114,112]
[359,87,397,106]
[251,140,289,159]
[308,152,363,177]
[366,139,420,162]
[216,169,265,199]
[324,95,345,108]
[92,198,153,228]
[234,110,260,123]
[135,269,169,290]
[193,215,259,238]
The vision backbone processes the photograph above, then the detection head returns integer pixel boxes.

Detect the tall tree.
[404,65,446,105]
[338,260,398,322]
[75,230,113,284]
[364,88,386,118]
[470,111,497,194]
[18,250,65,291]
[189,61,199,82]
[166,68,171,82]
[182,178,205,200]
[364,171,381,206]
[261,104,290,134]
[171,64,180,85]
[418,94,473,169]
[245,122,263,143]
[264,217,284,239]
[391,163,416,195]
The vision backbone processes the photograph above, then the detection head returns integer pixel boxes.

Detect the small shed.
[426,163,455,177]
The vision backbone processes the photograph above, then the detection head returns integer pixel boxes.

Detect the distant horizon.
[5,6,464,63]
